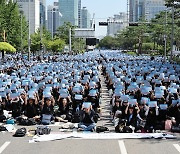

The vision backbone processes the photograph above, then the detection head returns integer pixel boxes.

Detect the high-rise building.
[15,0,40,34]
[129,0,144,22]
[47,2,60,37]
[78,0,81,28]
[144,0,166,21]
[59,0,79,26]
[81,7,91,28]
[129,0,166,22]
[107,12,128,37]
[40,0,46,27]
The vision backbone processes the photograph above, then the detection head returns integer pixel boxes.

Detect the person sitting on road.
[41,97,55,125]
[78,103,96,131]
[124,104,139,132]
[23,95,41,121]
[56,98,72,122]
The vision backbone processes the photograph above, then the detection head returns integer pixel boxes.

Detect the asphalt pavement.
[0,131,180,154]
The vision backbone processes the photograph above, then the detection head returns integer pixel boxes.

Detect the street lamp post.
[19,12,23,54]
[28,0,31,61]
[170,5,174,62]
[69,27,72,53]
[51,8,54,40]
[164,9,167,62]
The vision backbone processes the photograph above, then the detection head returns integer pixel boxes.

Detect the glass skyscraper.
[129,0,166,22]
[81,7,91,28]
[59,0,79,26]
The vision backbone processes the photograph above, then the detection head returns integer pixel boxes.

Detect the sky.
[47,0,127,38]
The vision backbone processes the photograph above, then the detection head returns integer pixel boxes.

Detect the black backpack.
[13,128,27,137]
[96,126,109,133]
[0,126,7,131]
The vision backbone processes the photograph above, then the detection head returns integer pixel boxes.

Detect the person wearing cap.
[78,103,96,131]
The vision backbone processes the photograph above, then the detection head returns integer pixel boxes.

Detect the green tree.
[0,0,28,51]
[30,27,51,52]
[47,39,65,53]
[99,36,119,49]
[55,22,76,44]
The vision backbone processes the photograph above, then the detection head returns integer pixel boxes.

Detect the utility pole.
[69,27,72,53]
[20,12,23,54]
[164,9,167,62]
[40,16,43,56]
[51,8,54,40]
[28,0,31,61]
[170,5,174,62]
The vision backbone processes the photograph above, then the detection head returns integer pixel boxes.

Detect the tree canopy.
[0,0,28,51]
[0,42,16,52]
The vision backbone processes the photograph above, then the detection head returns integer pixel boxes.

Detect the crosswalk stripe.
[173,144,180,153]
[0,141,11,154]
[118,140,127,154]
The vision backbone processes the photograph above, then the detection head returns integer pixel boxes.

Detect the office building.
[78,0,81,28]
[40,0,46,27]
[107,12,127,37]
[59,0,79,26]
[144,0,166,21]
[81,7,91,28]
[129,0,166,22]
[15,0,40,34]
[47,2,60,36]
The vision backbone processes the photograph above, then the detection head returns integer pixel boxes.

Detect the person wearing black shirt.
[78,104,96,131]
[24,98,41,120]
[56,98,72,122]
[41,97,54,125]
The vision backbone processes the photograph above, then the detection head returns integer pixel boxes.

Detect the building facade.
[144,0,166,21]
[47,2,60,37]
[15,0,40,34]
[107,12,127,37]
[129,0,166,22]
[78,0,81,28]
[40,0,46,27]
[59,0,79,26]
[81,7,91,28]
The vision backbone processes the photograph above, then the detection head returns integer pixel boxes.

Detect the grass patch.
[127,51,137,55]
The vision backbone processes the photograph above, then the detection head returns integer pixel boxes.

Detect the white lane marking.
[118,140,127,154]
[0,141,11,154]
[173,144,180,153]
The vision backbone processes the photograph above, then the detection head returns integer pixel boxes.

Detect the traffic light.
[129,23,138,26]
[99,22,108,26]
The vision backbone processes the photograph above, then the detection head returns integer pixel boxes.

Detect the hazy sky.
[47,0,127,38]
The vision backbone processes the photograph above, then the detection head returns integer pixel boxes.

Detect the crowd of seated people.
[0,51,179,133]
[0,53,101,131]
[101,52,180,133]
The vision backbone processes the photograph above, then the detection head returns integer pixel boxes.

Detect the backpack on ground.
[13,128,27,137]
[96,126,109,133]
[35,126,51,135]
